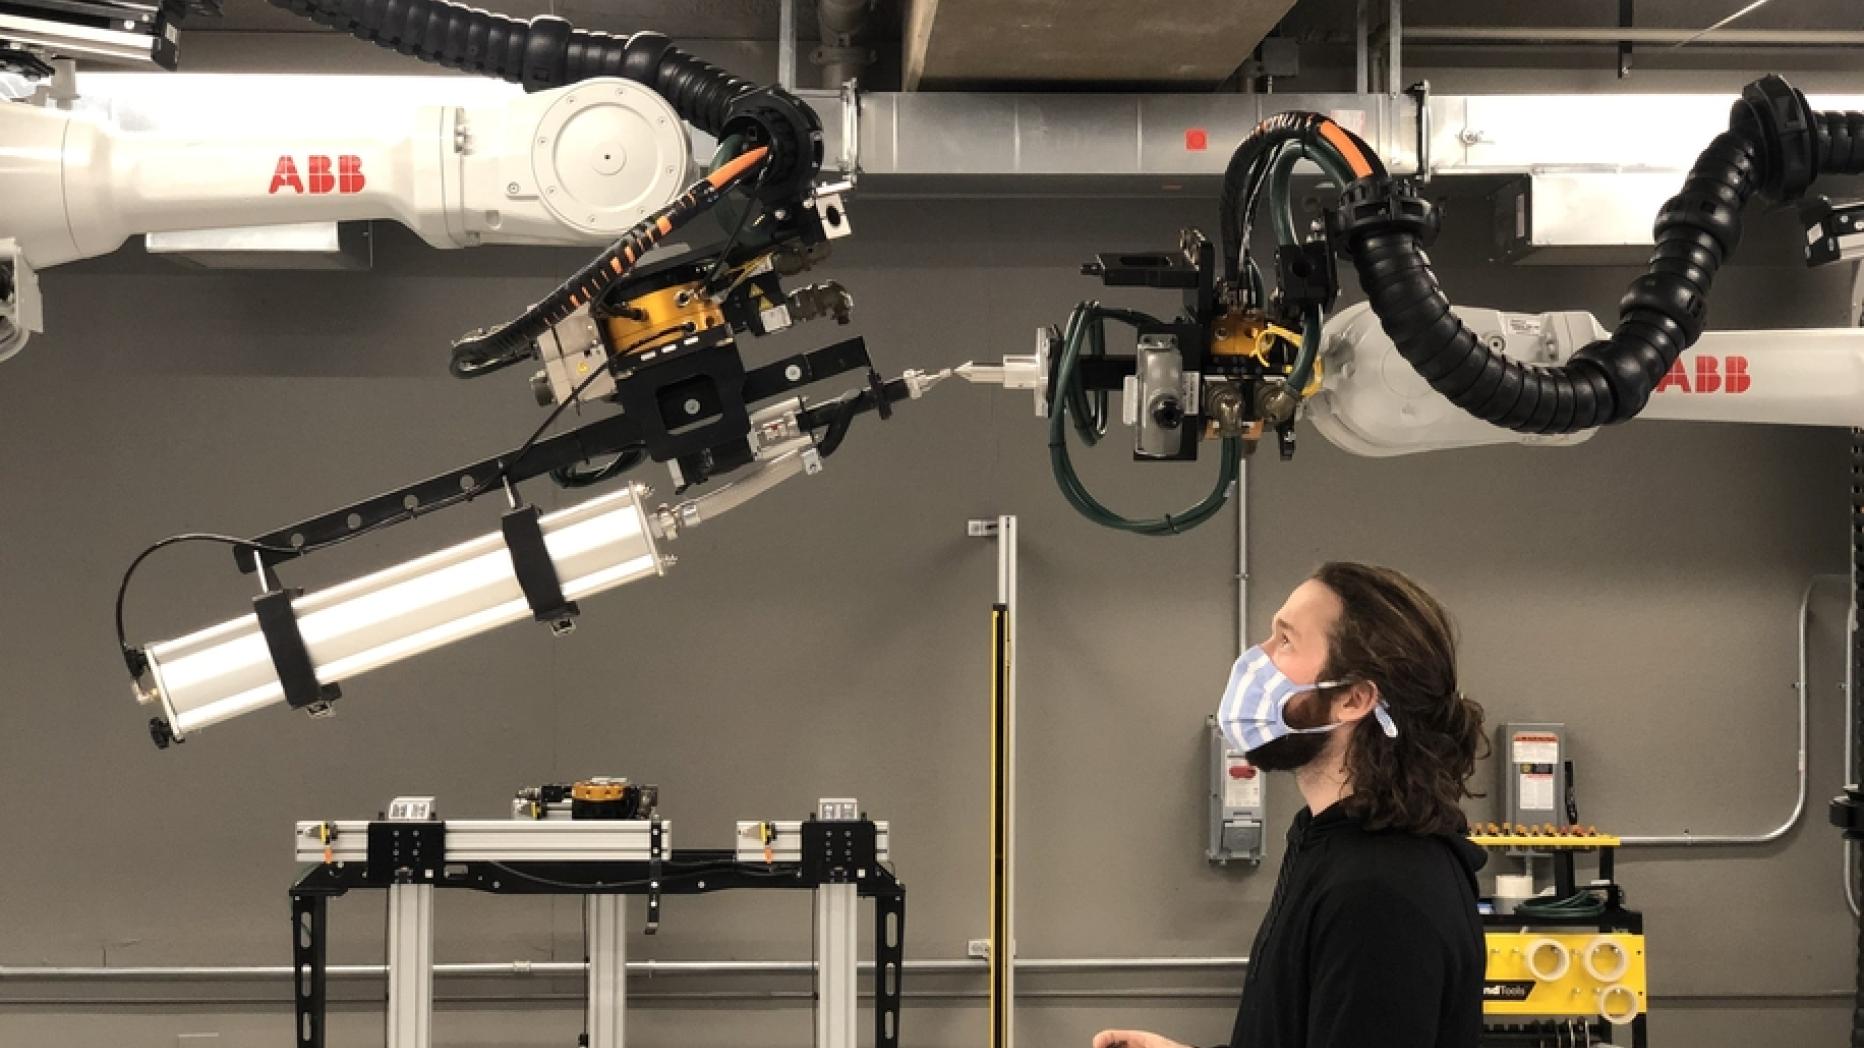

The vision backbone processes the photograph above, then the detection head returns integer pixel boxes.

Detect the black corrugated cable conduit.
[1218,111,1382,287]
[267,0,822,201]
[1299,75,1864,434]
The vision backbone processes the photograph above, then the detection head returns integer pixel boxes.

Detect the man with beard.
[1095,562,1489,1048]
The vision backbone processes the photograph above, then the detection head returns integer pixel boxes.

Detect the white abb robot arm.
[30,0,952,748]
[0,75,699,268]
[957,75,1864,540]
[0,0,847,363]
[0,75,698,360]
[1307,302,1864,457]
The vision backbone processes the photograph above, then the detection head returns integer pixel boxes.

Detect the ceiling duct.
[902,0,1299,89]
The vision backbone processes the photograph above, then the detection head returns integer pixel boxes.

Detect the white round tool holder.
[530,79,695,236]
[1596,983,1641,1026]
[1492,873,1536,912]
[1582,937,1631,983]
[1524,937,1571,982]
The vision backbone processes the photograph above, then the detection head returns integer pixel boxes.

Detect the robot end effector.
[0,239,39,364]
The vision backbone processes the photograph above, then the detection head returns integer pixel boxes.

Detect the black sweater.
[1220,805,1488,1048]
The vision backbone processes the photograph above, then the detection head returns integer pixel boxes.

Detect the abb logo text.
[269,155,366,195]
[1654,355,1751,394]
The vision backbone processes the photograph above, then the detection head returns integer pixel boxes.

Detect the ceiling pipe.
[1404,26,1864,47]
[814,0,875,89]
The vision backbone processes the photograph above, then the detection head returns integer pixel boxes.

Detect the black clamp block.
[1272,240,1339,320]
[1328,177,1440,253]
[365,820,445,886]
[1831,786,1864,840]
[801,819,880,885]
[502,505,580,631]
[148,717,181,750]
[1734,74,1817,203]
[1801,197,1864,267]
[254,587,341,713]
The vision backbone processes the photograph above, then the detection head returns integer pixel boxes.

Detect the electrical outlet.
[967,939,991,959]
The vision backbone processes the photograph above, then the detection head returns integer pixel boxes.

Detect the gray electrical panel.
[1207,716,1265,865]
[1498,722,1567,829]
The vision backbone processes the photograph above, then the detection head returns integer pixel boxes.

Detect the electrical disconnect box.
[1499,723,1567,829]
[1208,716,1265,865]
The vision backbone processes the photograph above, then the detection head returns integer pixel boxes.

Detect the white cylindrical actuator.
[142,483,664,740]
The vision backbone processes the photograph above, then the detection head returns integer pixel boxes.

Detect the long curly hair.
[1314,562,1487,836]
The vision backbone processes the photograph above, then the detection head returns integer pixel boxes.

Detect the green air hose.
[1047,303,1241,536]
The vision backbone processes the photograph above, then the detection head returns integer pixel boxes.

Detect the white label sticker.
[1512,733,1559,765]
[1505,314,1542,335]
[1224,768,1262,810]
[387,797,435,821]
[1519,772,1556,813]
[758,304,792,333]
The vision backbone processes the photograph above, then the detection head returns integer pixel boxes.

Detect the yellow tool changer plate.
[1483,932,1646,1022]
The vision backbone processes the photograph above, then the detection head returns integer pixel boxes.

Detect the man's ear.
[1331,680,1380,724]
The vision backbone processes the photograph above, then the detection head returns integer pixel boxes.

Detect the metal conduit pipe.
[0,956,1252,982]
[0,988,1853,1008]
[813,0,874,88]
[1404,27,1864,47]
[1617,574,1831,847]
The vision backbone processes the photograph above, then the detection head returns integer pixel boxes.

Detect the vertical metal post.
[586,894,627,1048]
[778,0,798,91]
[816,883,860,1048]
[1386,0,1402,97]
[991,515,1018,1048]
[1235,460,1249,653]
[291,893,327,1048]
[1354,0,1370,95]
[385,883,434,1048]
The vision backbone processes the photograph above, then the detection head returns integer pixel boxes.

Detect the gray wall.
[0,180,1857,1048]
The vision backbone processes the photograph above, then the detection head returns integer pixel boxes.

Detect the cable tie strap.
[254,587,341,712]
[502,505,581,627]
[868,369,893,421]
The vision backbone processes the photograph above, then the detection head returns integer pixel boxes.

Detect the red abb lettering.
[338,155,366,194]
[1655,358,1690,393]
[268,155,366,195]
[307,155,335,194]
[1726,355,1751,393]
[268,156,303,195]
[1654,355,1752,395]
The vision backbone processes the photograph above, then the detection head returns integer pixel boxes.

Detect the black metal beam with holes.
[236,413,645,574]
[290,892,330,1048]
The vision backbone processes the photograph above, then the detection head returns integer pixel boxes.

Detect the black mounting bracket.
[646,816,665,934]
[501,505,580,628]
[801,819,880,885]
[253,587,340,713]
[364,820,445,886]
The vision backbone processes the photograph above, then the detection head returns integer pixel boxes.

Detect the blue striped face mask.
[1216,644,1398,754]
